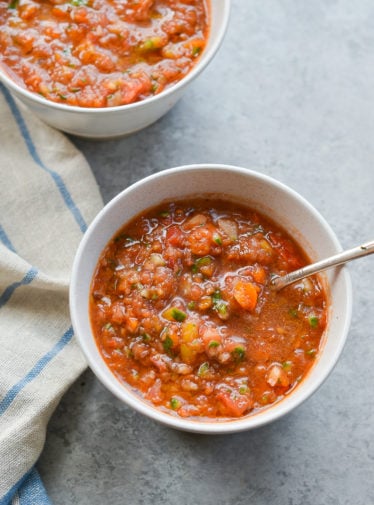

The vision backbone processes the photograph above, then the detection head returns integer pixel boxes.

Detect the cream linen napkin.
[0,83,103,504]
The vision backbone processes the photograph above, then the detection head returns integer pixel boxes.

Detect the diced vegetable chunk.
[162,307,187,322]
[266,365,290,388]
[216,389,254,417]
[233,279,258,311]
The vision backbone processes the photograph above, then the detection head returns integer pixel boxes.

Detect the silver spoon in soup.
[271,239,374,291]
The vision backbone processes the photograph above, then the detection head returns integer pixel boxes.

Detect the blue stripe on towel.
[0,225,16,253]
[0,327,74,416]
[0,84,87,234]
[0,468,52,505]
[18,468,53,505]
[0,267,38,309]
[0,470,30,505]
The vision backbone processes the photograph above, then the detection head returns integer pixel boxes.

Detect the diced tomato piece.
[222,338,246,357]
[110,302,126,323]
[71,6,89,23]
[166,225,185,247]
[146,379,163,404]
[163,245,183,271]
[20,3,40,20]
[187,227,212,256]
[150,354,169,372]
[126,317,138,333]
[178,404,200,417]
[200,326,222,347]
[102,334,120,349]
[216,390,253,417]
[268,233,304,270]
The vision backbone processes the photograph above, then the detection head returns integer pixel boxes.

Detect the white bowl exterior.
[3,84,184,138]
[70,165,352,433]
[0,0,230,138]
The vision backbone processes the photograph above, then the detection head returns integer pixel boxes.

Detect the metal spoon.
[271,240,374,291]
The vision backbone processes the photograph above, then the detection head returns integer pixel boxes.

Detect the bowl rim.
[70,164,352,434]
[0,0,231,114]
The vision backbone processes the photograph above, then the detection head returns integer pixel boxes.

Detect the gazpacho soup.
[0,0,210,107]
[90,199,327,420]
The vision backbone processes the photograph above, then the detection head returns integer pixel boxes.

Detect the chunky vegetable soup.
[0,0,209,107]
[90,199,327,419]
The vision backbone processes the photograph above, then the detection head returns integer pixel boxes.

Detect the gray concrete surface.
[38,1,374,503]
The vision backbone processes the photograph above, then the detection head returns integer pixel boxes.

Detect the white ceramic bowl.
[70,164,352,434]
[0,0,230,139]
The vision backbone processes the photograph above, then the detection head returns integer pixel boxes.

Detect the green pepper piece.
[232,346,245,361]
[170,397,181,410]
[309,316,319,328]
[208,340,220,348]
[198,362,209,377]
[163,335,173,352]
[162,307,187,322]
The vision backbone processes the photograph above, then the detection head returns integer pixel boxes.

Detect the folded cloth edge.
[0,83,104,503]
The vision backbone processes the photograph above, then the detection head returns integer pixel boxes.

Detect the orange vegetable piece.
[233,279,258,311]
[252,266,266,284]
[216,390,253,417]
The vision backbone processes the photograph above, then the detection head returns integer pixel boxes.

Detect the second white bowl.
[0,0,230,138]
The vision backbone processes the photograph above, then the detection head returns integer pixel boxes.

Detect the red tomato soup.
[0,0,210,107]
[90,199,327,419]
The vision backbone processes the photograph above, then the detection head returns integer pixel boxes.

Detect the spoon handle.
[271,240,374,291]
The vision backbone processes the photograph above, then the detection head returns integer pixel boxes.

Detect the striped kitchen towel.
[0,83,103,504]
